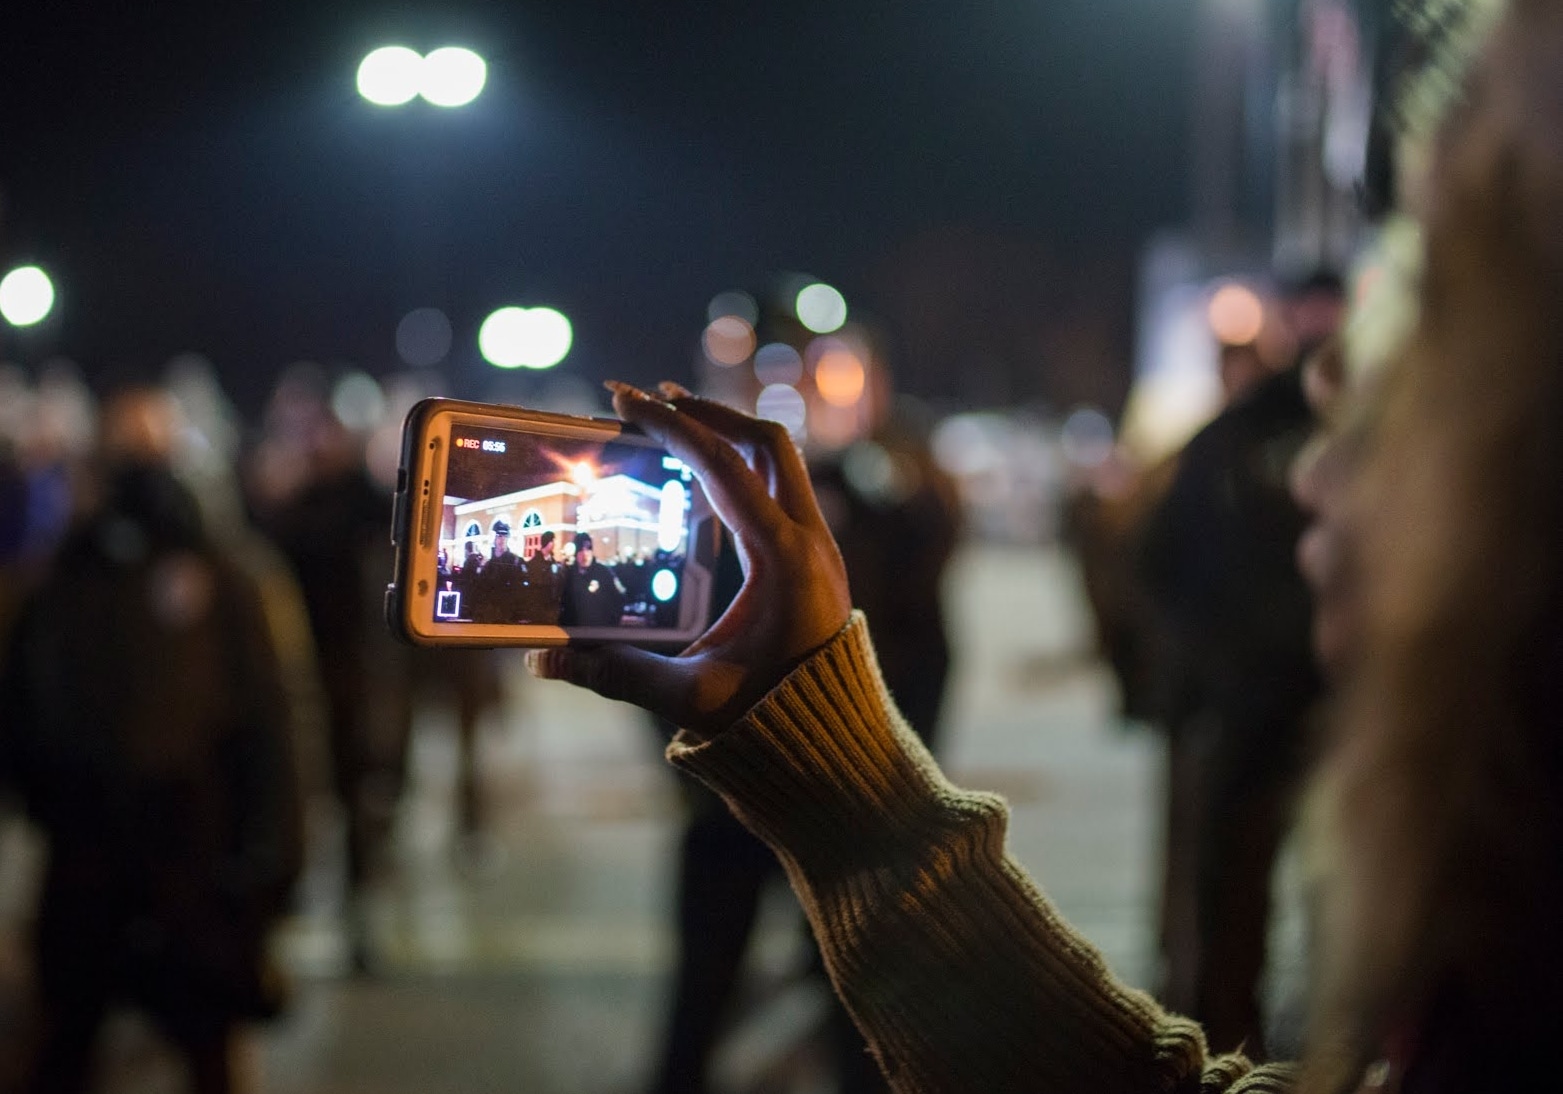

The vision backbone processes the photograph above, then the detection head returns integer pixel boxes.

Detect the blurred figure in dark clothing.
[810,409,962,748]
[1140,272,1345,1058]
[0,387,302,1094]
[247,371,396,972]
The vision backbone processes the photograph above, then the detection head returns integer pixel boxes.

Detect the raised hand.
[526,381,852,739]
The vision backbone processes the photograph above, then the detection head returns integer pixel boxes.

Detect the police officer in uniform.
[560,532,624,627]
[519,529,564,624]
[471,520,524,623]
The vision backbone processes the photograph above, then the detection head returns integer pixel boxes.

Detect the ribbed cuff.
[666,611,1000,878]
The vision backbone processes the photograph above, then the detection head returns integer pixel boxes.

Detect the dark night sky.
[0,0,1198,415]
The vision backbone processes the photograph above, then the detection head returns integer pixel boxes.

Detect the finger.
[606,382,789,539]
[526,645,697,726]
[656,393,819,526]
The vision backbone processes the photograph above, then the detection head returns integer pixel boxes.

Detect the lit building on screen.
[441,474,688,563]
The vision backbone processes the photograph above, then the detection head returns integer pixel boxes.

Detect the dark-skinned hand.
[525,381,852,741]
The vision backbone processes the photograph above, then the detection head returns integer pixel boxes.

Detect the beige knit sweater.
[667,612,1299,1094]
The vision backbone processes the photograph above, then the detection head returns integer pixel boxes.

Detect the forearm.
[669,612,1292,1094]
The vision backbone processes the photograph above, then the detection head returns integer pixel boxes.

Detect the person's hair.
[1303,4,1563,1089]
[540,530,555,546]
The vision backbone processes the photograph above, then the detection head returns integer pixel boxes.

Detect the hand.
[526,381,852,739]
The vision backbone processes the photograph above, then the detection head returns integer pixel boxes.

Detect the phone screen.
[433,423,697,631]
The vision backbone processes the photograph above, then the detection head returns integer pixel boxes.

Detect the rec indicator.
[455,437,507,453]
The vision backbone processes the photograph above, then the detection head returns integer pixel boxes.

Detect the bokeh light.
[479,306,573,369]
[357,46,423,106]
[0,266,55,327]
[1060,406,1115,468]
[332,371,387,433]
[702,315,756,366]
[396,307,453,367]
[1207,282,1265,346]
[795,282,847,334]
[814,343,867,407]
[755,383,807,440]
[753,342,803,386]
[420,47,486,107]
[652,569,679,602]
[707,290,758,326]
[658,480,687,551]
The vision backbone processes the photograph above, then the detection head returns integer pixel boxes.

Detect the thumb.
[526,644,689,720]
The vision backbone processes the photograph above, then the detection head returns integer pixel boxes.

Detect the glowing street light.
[420,47,487,107]
[478,305,573,369]
[0,265,55,327]
[357,46,423,106]
[356,45,486,107]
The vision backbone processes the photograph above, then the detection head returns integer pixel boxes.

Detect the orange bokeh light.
[1207,283,1265,346]
[815,348,867,407]
[703,316,756,366]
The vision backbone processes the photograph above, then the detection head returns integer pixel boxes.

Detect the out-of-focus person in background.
[246,366,401,972]
[0,384,303,1093]
[1137,270,1345,1057]
[0,365,96,649]
[1064,280,1291,734]
[644,297,961,1094]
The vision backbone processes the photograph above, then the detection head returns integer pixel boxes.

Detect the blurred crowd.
[0,359,515,1091]
[0,330,970,1092]
[0,251,1396,1090]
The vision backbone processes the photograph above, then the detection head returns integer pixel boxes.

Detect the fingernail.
[604,380,653,401]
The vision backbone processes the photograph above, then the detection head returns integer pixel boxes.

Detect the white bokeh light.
[1061,406,1116,468]
[356,46,423,106]
[395,307,453,367]
[658,480,688,552]
[0,266,55,327]
[755,383,807,440]
[331,371,387,433]
[420,47,486,107]
[795,282,847,334]
[652,569,679,602]
[753,342,803,386]
[479,306,573,369]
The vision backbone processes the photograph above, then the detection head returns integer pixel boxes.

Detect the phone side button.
[390,492,407,545]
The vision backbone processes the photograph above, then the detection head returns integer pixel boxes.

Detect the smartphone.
[387,398,717,648]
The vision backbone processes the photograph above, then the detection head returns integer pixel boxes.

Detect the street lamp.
[0,265,55,327]
[356,45,486,108]
[478,306,573,370]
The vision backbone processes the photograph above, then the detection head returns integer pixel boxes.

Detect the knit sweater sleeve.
[666,612,1297,1094]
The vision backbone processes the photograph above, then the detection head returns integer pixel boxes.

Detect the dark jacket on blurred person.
[0,462,303,1065]
[1137,361,1323,1055]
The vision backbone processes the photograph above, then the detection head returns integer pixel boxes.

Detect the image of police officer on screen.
[560,532,625,627]
[471,519,524,623]
[518,529,564,624]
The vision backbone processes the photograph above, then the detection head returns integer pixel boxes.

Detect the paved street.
[1,542,1306,1092]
